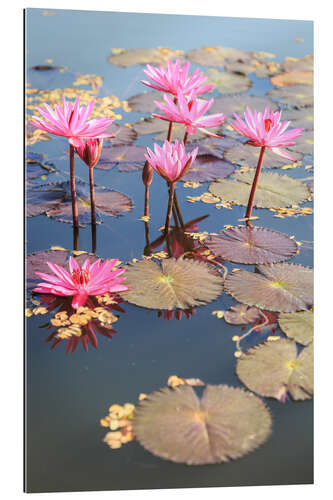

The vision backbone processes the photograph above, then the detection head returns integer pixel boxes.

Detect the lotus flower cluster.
[30,95,114,147]
[231,106,303,161]
[142,59,213,97]
[33,257,129,309]
[153,88,225,137]
[145,140,198,183]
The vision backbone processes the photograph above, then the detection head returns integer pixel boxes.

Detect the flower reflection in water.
[29,292,126,354]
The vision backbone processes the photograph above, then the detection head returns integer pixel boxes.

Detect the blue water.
[25,8,313,493]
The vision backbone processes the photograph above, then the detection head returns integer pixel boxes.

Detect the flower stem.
[73,224,79,251]
[183,131,189,145]
[174,191,185,228]
[144,184,149,217]
[164,182,176,235]
[89,166,96,226]
[69,144,79,227]
[91,222,97,254]
[244,146,266,227]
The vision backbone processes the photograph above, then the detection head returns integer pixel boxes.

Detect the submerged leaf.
[108,47,184,67]
[224,263,313,312]
[26,152,56,179]
[206,69,252,95]
[97,145,146,172]
[133,384,272,464]
[27,180,133,224]
[121,258,224,310]
[209,170,309,209]
[278,310,314,345]
[182,155,235,183]
[236,339,313,401]
[205,226,298,264]
[224,143,302,168]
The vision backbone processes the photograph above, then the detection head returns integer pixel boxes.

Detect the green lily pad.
[208,95,278,117]
[224,143,303,168]
[278,310,314,345]
[128,91,163,113]
[121,258,224,310]
[267,85,313,108]
[271,71,313,87]
[108,47,184,67]
[206,69,252,95]
[206,226,298,264]
[282,108,314,130]
[209,170,309,209]
[286,131,313,155]
[224,263,313,312]
[236,339,313,401]
[186,46,252,68]
[133,384,272,465]
[224,303,260,325]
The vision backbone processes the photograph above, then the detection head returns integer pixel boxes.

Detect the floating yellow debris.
[267,336,281,341]
[139,215,150,222]
[232,335,240,342]
[183,181,201,189]
[212,310,225,319]
[234,351,242,358]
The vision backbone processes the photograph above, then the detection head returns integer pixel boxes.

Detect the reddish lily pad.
[208,95,278,117]
[182,155,235,183]
[267,85,313,108]
[27,180,133,224]
[205,226,298,264]
[271,71,313,87]
[206,69,252,95]
[281,55,314,73]
[186,46,252,68]
[209,170,309,209]
[278,310,314,346]
[236,339,313,401]
[97,145,146,172]
[224,303,260,325]
[224,143,303,169]
[133,384,272,464]
[224,263,313,313]
[121,258,224,310]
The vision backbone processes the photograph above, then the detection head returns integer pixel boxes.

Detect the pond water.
[25,8,313,493]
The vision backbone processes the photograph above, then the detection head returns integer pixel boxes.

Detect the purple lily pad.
[205,226,298,264]
[97,145,146,172]
[26,152,56,180]
[128,91,162,113]
[27,180,133,225]
[182,154,235,183]
[267,85,313,108]
[104,123,137,146]
[208,95,278,117]
[26,248,100,289]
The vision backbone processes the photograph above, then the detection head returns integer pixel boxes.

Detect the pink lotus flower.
[230,106,303,161]
[75,138,104,168]
[153,89,225,137]
[33,257,129,309]
[30,95,114,147]
[142,59,213,97]
[144,140,198,183]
